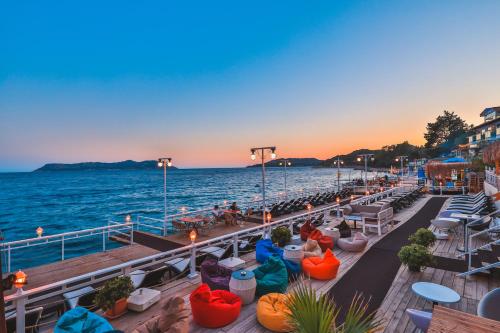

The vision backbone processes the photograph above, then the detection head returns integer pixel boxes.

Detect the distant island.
[247,158,323,168]
[34,160,178,172]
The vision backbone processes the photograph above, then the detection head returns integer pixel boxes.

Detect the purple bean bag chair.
[200,258,232,291]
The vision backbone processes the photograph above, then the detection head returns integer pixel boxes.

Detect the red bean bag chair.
[308,229,334,252]
[300,220,316,241]
[190,283,242,328]
[302,249,340,280]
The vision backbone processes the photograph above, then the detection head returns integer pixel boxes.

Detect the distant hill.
[34,160,178,172]
[247,158,323,168]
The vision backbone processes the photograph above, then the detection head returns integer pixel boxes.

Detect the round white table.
[411,282,460,306]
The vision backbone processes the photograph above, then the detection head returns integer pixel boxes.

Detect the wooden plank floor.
[377,197,500,333]
[109,196,435,333]
[5,244,159,297]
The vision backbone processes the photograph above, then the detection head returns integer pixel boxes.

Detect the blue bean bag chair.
[55,307,114,333]
[256,239,301,276]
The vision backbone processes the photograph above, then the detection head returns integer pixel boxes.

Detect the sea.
[0,167,377,271]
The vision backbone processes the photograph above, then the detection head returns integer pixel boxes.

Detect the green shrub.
[398,244,434,272]
[95,276,134,311]
[409,228,436,248]
[271,226,292,247]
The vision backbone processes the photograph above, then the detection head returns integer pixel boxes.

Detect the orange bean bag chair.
[302,249,340,280]
[300,220,316,241]
[190,283,242,328]
[308,229,334,252]
[256,293,293,332]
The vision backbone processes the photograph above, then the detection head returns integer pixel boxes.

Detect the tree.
[424,111,470,149]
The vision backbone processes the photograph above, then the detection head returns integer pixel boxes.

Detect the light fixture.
[366,191,370,196]
[250,149,256,160]
[306,203,312,211]
[391,184,394,188]
[350,194,355,201]
[167,158,172,167]
[157,159,163,167]
[270,148,276,159]
[189,229,197,244]
[336,197,340,204]
[356,157,361,162]
[14,270,27,289]
[371,157,375,161]
[266,212,272,223]
[36,226,43,238]
[395,158,399,162]
[125,215,131,223]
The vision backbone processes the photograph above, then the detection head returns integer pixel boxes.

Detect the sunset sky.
[1,1,500,171]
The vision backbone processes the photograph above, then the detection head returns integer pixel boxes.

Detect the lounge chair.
[6,307,43,333]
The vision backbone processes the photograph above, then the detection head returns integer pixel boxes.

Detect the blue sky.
[1,1,500,171]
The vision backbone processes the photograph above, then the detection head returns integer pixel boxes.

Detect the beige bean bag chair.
[302,239,322,258]
[132,296,189,333]
[337,232,368,252]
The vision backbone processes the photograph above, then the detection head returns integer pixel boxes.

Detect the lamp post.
[333,157,344,191]
[278,159,291,199]
[356,154,374,193]
[188,230,198,279]
[250,146,277,224]
[395,155,408,178]
[157,157,173,236]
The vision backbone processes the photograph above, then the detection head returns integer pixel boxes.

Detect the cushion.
[302,239,322,258]
[341,205,353,215]
[360,212,378,219]
[253,255,289,297]
[190,283,241,328]
[308,230,334,252]
[300,220,316,241]
[337,232,368,252]
[302,249,340,280]
[54,307,113,333]
[200,258,232,291]
[256,293,293,332]
[132,297,189,333]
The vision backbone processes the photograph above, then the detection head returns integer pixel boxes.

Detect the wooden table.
[429,306,500,333]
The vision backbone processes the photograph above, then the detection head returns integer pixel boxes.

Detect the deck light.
[306,203,312,211]
[336,197,340,204]
[166,158,172,167]
[36,226,43,238]
[14,270,27,289]
[351,194,355,201]
[189,229,197,244]
[125,215,131,223]
[356,157,361,162]
[250,149,256,160]
[366,191,370,196]
[395,158,399,162]
[270,148,276,160]
[266,212,272,224]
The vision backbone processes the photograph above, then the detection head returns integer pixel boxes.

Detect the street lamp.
[278,159,292,199]
[158,157,173,235]
[395,155,408,178]
[250,146,277,224]
[357,154,374,193]
[333,157,344,191]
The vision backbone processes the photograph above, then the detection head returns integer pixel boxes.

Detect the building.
[468,106,500,156]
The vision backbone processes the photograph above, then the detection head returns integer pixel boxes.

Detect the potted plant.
[286,280,382,333]
[398,244,434,272]
[271,226,292,247]
[409,228,436,248]
[95,276,134,319]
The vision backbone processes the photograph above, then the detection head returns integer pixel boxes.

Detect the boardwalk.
[378,197,500,332]
[109,196,433,332]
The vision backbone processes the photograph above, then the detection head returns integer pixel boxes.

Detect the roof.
[479,106,500,117]
[471,116,500,130]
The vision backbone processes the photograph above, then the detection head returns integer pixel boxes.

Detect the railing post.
[15,291,26,333]
[233,234,239,258]
[62,236,65,260]
[188,245,198,279]
[130,223,134,244]
[288,220,294,235]
[102,232,106,252]
[7,245,11,272]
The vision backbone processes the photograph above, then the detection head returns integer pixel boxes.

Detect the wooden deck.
[5,244,159,297]
[108,196,434,333]
[377,197,500,332]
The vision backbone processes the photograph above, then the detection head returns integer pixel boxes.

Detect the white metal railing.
[457,210,500,274]
[430,185,468,195]
[4,187,404,332]
[485,168,500,190]
[0,223,134,273]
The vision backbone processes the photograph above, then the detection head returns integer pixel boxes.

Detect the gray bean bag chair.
[302,239,322,258]
[337,232,368,252]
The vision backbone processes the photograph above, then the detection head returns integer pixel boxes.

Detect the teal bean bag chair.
[54,307,114,333]
[256,239,301,276]
[253,254,288,296]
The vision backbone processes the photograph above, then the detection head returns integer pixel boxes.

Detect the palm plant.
[286,279,383,333]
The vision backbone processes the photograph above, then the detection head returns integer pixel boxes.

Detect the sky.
[1,0,500,171]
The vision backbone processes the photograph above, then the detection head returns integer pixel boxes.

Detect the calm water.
[0,167,374,270]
